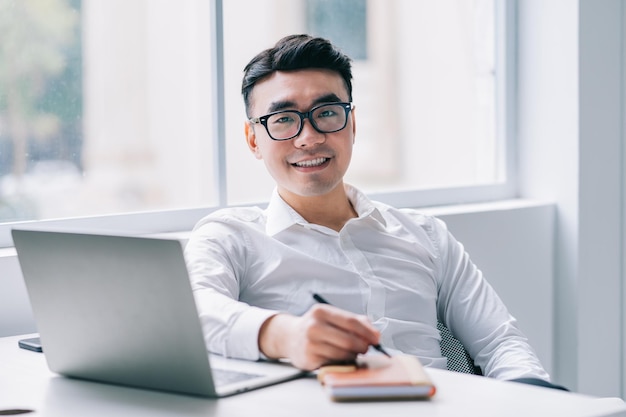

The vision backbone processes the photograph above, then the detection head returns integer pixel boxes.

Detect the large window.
[0,0,513,247]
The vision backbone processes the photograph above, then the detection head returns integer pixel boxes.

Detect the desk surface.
[1,334,625,417]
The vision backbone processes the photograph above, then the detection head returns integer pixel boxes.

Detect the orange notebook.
[318,354,436,401]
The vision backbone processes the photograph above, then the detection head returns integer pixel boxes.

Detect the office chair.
[437,321,482,375]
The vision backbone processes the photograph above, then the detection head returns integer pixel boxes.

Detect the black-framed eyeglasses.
[248,102,354,141]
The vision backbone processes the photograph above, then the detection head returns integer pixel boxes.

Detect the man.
[185,34,550,382]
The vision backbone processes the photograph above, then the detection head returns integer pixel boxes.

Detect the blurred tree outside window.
[0,0,81,221]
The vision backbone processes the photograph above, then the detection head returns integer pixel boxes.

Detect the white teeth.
[294,157,327,167]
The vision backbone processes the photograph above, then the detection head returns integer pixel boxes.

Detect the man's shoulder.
[374,201,442,228]
[194,206,266,229]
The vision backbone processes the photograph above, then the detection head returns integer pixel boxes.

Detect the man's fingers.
[258,305,383,371]
[307,304,381,348]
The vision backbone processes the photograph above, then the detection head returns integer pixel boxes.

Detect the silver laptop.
[11,228,305,397]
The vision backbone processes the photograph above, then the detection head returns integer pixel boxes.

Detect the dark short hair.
[241,34,353,116]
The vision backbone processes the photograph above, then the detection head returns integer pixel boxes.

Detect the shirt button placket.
[338,225,386,322]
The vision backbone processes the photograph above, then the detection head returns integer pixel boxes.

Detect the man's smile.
[291,157,330,168]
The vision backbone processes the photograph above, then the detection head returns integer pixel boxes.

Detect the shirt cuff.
[227,306,279,360]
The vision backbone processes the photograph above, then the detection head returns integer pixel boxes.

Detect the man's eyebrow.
[267,100,297,113]
[266,94,344,113]
[311,93,343,106]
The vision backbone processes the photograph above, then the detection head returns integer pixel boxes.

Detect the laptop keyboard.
[212,368,263,386]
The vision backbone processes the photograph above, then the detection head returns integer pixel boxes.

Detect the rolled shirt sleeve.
[184,211,278,360]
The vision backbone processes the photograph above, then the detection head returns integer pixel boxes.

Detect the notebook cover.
[319,354,436,401]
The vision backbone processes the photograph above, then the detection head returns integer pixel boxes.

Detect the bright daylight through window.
[0,0,504,228]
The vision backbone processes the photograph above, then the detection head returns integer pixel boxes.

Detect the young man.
[185,34,550,382]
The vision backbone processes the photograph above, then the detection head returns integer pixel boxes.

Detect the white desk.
[1,334,624,417]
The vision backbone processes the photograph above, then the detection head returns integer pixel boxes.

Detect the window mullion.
[211,0,227,207]
[497,0,518,192]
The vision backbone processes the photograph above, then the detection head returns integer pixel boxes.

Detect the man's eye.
[272,114,296,124]
[317,109,337,118]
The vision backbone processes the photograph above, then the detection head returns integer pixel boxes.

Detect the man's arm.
[258,304,382,370]
[185,216,279,360]
[432,217,550,381]
[185,215,381,367]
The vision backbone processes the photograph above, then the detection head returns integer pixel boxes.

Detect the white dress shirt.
[184,185,549,381]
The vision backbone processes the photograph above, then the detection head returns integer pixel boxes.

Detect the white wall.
[518,0,624,397]
[0,249,36,336]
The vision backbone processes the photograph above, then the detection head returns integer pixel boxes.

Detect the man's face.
[245,69,355,201]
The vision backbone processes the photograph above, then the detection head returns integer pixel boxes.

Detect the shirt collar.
[345,184,386,225]
[265,189,305,236]
[264,185,386,236]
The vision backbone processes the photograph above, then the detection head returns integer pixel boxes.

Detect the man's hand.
[258,304,381,371]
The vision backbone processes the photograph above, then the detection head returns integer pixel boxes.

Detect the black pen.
[312,293,392,358]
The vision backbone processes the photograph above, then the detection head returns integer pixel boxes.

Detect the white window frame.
[0,0,516,248]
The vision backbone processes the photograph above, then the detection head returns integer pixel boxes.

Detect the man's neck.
[279,185,357,232]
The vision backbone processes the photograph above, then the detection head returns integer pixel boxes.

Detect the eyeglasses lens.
[267,104,347,140]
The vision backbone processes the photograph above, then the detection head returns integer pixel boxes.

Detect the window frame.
[0,0,516,248]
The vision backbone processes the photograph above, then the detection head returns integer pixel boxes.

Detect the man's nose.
[292,119,325,148]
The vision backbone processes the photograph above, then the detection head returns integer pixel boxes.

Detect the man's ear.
[245,122,263,160]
